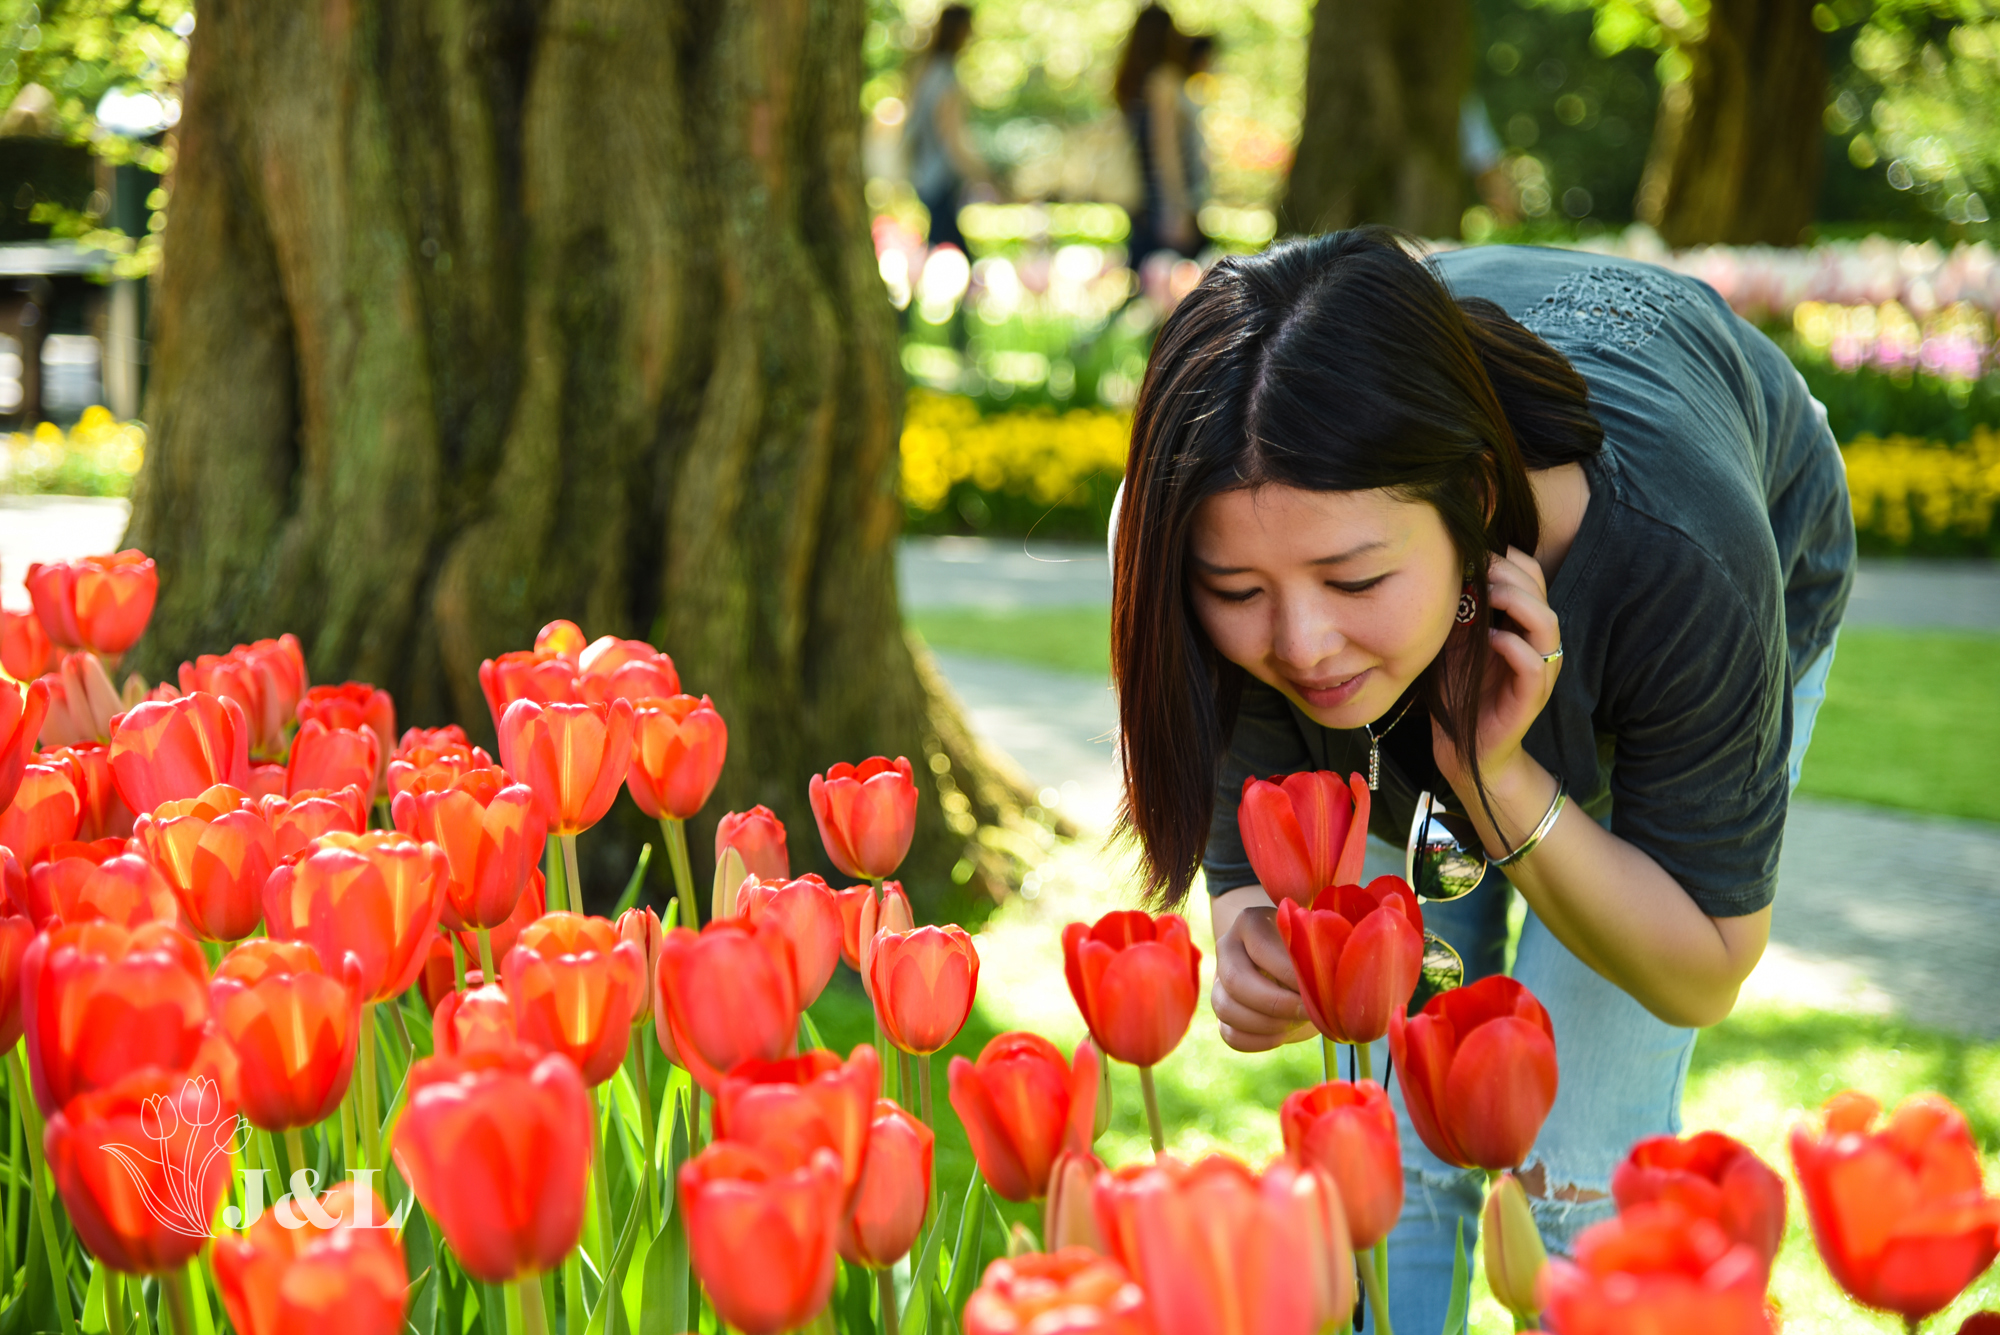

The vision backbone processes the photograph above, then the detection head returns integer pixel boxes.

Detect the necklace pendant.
[1367,739,1381,791]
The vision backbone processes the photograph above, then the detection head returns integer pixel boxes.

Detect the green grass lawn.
[908,608,2000,825]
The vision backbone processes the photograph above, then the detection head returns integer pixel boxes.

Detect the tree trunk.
[1278,0,1470,238]
[125,0,1036,915]
[1635,0,1826,246]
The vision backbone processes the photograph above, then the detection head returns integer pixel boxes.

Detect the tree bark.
[125,0,1035,914]
[1635,0,1826,246]
[1278,0,1470,238]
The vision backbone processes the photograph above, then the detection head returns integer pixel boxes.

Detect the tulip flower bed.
[5,548,2000,1335]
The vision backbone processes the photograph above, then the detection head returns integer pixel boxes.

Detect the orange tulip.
[212,938,361,1130]
[839,1098,934,1269]
[108,691,254,816]
[1279,1080,1404,1248]
[248,763,287,799]
[37,651,124,747]
[0,760,80,866]
[577,635,681,705]
[1096,1154,1354,1335]
[1389,973,1559,1172]
[947,1033,1099,1202]
[134,783,277,941]
[654,918,800,1091]
[0,675,51,812]
[832,882,872,970]
[715,1046,881,1196]
[615,905,662,1022]
[1790,1090,2000,1323]
[417,931,464,1015]
[626,694,727,821]
[31,842,179,929]
[854,880,914,999]
[497,697,636,836]
[46,1069,237,1274]
[455,871,544,964]
[1237,770,1371,905]
[286,718,380,800]
[385,726,494,798]
[738,872,844,1007]
[680,1141,844,1335]
[869,922,979,1056]
[1613,1131,1788,1281]
[212,1181,409,1335]
[963,1250,1152,1335]
[391,765,545,931]
[1062,910,1201,1068]
[477,649,581,729]
[2,605,55,681]
[42,741,135,841]
[393,1045,593,1283]
[433,983,519,1058]
[536,620,587,662]
[178,635,308,761]
[502,911,647,1085]
[717,806,789,882]
[1276,876,1425,1046]
[808,756,918,881]
[259,785,368,859]
[16,838,119,927]
[296,682,396,787]
[0,908,31,1050]
[263,831,447,1003]
[22,919,211,1115]
[1,843,21,914]
[1536,1202,1774,1335]
[26,550,158,657]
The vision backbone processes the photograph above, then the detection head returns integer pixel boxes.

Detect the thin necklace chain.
[1362,694,1418,791]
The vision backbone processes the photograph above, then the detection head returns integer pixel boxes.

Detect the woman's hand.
[1433,544,1564,795]
[1209,889,1315,1052]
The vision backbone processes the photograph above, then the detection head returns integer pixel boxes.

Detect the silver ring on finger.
[1541,645,1564,665]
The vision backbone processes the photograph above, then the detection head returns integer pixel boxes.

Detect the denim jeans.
[1369,635,1839,1335]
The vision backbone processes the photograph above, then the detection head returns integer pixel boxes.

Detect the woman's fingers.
[1212,908,1305,1041]
[1484,572,1561,658]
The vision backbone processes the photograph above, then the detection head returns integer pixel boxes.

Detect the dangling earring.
[1455,584,1478,625]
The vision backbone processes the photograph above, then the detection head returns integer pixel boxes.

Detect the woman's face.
[1188,484,1463,729]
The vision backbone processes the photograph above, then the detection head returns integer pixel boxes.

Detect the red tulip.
[108,691,254,815]
[22,919,211,1115]
[477,649,581,729]
[27,550,157,656]
[1237,770,1370,904]
[248,763,288,799]
[536,620,587,662]
[1,676,51,814]
[259,785,368,859]
[1062,910,1201,1068]
[30,843,179,929]
[718,806,789,882]
[870,922,979,1056]
[502,911,646,1085]
[2,606,55,681]
[393,1045,593,1283]
[839,1098,934,1268]
[809,756,918,881]
[1612,1131,1787,1279]
[178,636,308,761]
[263,831,448,1003]
[654,918,799,1090]
[296,682,396,787]
[0,909,31,1050]
[0,760,80,866]
[386,726,494,798]
[212,1181,409,1335]
[1096,1154,1354,1335]
[211,938,361,1130]
[46,1069,236,1273]
[947,1033,1099,1202]
[286,718,380,800]
[1388,973,1558,1171]
[1276,875,1424,1045]
[1536,1202,1773,1335]
[1790,1089,2000,1323]
[497,697,636,836]
[680,1140,844,1335]
[626,694,727,821]
[392,765,545,931]
[42,741,135,841]
[577,635,681,705]
[833,883,872,970]
[433,983,518,1058]
[1,843,21,913]
[134,783,276,941]
[964,1249,1153,1335]
[1279,1080,1404,1248]
[615,906,662,1021]
[715,1046,881,1196]
[738,873,844,1007]
[15,838,116,927]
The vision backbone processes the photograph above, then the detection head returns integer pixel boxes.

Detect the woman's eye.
[1211,587,1259,604]
[1329,576,1387,595]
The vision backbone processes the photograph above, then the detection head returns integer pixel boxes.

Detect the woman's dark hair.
[1112,228,1603,906]
[1114,6,1181,107]
[925,5,974,63]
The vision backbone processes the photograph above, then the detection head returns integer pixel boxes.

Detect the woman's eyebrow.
[1191,539,1387,576]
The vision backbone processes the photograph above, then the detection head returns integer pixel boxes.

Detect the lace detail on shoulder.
[1518,265,1686,353]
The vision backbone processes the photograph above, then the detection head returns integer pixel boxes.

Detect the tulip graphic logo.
[99,1076,249,1241]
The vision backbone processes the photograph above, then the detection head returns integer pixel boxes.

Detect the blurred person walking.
[906,5,992,253]
[1116,7,1209,262]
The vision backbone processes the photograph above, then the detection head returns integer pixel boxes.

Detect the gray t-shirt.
[1201,246,1855,919]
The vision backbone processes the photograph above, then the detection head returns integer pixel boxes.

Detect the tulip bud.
[1044,1150,1106,1252]
[1482,1173,1547,1324]
[614,906,662,1022]
[716,806,789,882]
[535,620,587,662]
[712,846,747,923]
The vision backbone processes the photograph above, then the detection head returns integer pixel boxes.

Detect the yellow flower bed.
[900,390,1130,513]
[0,406,147,497]
[1842,428,2000,547]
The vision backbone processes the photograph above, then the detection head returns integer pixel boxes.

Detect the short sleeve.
[1201,678,1314,895]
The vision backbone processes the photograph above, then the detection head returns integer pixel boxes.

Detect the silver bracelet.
[1492,779,1567,869]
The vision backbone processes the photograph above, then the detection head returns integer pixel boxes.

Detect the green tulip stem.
[478,927,498,983]
[898,1049,917,1112]
[689,1081,706,1154]
[7,1048,79,1335]
[564,1249,586,1335]
[510,1274,550,1335]
[1138,1064,1165,1156]
[545,841,566,914]
[160,1266,196,1335]
[1321,1035,1335,1084]
[661,818,697,935]
[561,833,585,916]
[876,1020,897,1102]
[916,1053,935,1129]
[285,1127,309,1185]
[1354,1041,1373,1084]
[1375,1239,1391,1322]
[629,1042,659,1230]
[877,1268,900,1335]
[358,1003,383,1171]
[3,1064,17,1293]
[589,1086,616,1278]
[339,1097,360,1177]
[1357,1246,1394,1335]
[451,933,468,991]
[104,1270,128,1335]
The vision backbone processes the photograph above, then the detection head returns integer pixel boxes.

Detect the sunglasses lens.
[1409,931,1466,1011]
[1406,791,1488,902]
